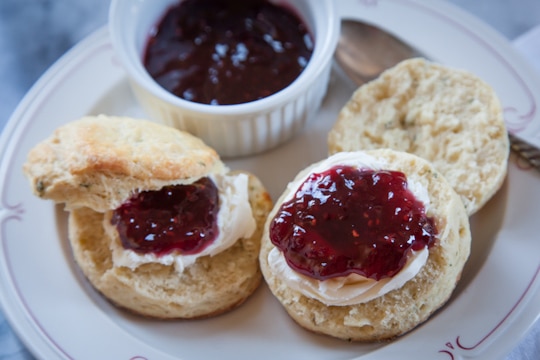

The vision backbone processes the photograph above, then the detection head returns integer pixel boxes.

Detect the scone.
[259,149,471,341]
[328,58,509,215]
[23,115,273,319]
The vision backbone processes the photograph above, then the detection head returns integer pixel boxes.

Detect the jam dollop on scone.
[110,178,221,256]
[23,115,272,319]
[260,150,471,341]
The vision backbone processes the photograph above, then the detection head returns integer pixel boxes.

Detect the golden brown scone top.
[23,115,224,211]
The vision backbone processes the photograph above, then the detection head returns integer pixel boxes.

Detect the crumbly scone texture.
[259,149,471,342]
[23,115,224,212]
[69,173,272,319]
[328,58,509,215]
[23,115,273,318]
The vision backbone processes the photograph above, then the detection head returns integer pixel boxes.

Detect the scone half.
[328,58,509,215]
[69,173,272,318]
[23,115,273,318]
[260,149,471,341]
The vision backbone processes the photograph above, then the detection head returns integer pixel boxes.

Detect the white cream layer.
[108,171,256,274]
[268,151,431,306]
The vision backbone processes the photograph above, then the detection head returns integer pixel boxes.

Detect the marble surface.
[0,0,539,359]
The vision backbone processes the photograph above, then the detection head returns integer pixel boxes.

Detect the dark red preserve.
[270,166,437,281]
[111,177,220,256]
[143,0,314,105]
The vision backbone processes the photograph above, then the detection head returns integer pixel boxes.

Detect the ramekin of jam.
[109,0,339,157]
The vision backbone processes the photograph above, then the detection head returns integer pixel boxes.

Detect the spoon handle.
[508,133,540,172]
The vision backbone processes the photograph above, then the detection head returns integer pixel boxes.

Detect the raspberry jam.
[270,166,437,281]
[143,0,313,105]
[111,177,220,256]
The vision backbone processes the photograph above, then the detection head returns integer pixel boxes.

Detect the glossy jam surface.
[143,0,313,105]
[111,177,220,256]
[270,166,437,281]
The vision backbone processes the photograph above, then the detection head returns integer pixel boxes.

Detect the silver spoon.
[335,19,540,172]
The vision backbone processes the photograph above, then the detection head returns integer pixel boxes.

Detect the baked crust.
[23,115,223,212]
[328,58,509,215]
[259,149,471,341]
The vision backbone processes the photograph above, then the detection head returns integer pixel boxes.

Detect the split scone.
[260,149,471,341]
[23,115,272,319]
[328,58,509,215]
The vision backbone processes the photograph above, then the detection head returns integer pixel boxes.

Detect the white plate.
[1,0,539,359]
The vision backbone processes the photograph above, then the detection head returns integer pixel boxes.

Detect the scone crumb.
[344,312,372,328]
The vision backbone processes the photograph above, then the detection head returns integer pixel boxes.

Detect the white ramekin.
[109,0,339,158]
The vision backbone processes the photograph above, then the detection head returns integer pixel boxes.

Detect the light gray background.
[1,0,539,359]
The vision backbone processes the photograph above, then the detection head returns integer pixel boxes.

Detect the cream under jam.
[111,177,219,256]
[143,0,313,105]
[270,166,437,281]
